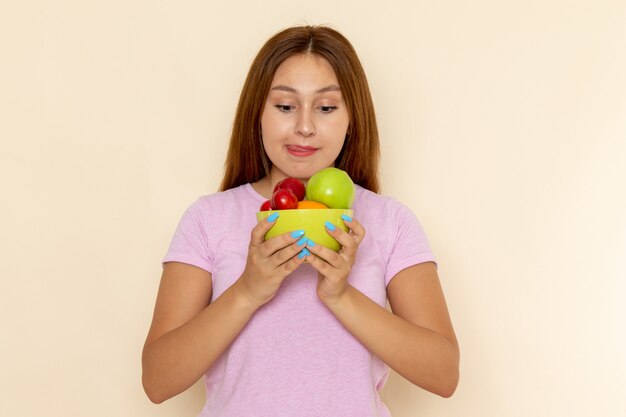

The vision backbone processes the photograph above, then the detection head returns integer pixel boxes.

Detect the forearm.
[142,280,258,403]
[323,285,460,397]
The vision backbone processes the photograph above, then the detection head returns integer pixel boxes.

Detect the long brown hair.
[220,25,380,193]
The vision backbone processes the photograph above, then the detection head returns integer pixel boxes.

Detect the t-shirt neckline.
[244,182,365,205]
[244,183,268,203]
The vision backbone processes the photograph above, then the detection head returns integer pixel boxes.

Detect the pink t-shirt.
[163,184,436,417]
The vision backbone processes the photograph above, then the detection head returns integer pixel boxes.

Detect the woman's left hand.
[305,215,366,305]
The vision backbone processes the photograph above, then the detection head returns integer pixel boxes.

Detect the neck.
[251,177,273,199]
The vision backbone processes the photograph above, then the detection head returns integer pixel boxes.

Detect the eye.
[275,104,295,113]
[319,106,338,113]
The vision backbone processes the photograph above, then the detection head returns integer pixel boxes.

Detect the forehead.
[270,54,339,89]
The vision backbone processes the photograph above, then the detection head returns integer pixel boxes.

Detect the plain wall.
[1,1,625,416]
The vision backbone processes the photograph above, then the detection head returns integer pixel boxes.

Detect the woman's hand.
[305,215,366,305]
[237,214,308,308]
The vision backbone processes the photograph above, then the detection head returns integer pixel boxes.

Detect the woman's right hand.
[237,214,308,307]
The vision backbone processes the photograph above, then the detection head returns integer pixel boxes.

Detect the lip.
[286,145,318,157]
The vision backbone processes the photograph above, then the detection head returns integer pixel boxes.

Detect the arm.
[142,217,307,404]
[141,262,257,404]
[305,218,459,397]
[322,262,459,397]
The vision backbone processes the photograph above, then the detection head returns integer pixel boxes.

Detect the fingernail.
[297,236,308,246]
[306,239,315,247]
[324,221,336,231]
[341,214,352,222]
[267,212,279,222]
[291,230,305,238]
[298,249,309,259]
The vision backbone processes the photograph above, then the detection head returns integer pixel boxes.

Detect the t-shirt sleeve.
[162,199,213,273]
[384,203,437,286]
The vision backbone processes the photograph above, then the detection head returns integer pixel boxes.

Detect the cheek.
[260,108,271,136]
[260,104,279,133]
[260,117,285,157]
[332,109,350,135]
[326,126,348,154]
[327,116,350,141]
[261,113,289,139]
[261,125,282,146]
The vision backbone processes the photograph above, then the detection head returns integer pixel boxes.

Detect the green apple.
[305,167,355,209]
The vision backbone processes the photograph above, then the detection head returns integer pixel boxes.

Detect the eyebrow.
[270,85,341,94]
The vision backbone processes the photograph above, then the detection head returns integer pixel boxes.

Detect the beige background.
[1,1,625,416]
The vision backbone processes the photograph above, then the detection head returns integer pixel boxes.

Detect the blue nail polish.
[298,249,308,259]
[324,221,336,231]
[341,214,353,222]
[267,212,280,222]
[297,236,308,246]
[306,239,315,247]
[303,248,310,256]
[291,230,305,238]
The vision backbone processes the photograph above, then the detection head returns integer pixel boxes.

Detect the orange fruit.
[297,200,328,209]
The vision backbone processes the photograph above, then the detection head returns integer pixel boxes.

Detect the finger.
[278,247,308,276]
[272,237,309,267]
[304,238,341,267]
[262,229,306,258]
[250,212,281,247]
[323,221,357,257]
[342,215,366,245]
[305,251,334,276]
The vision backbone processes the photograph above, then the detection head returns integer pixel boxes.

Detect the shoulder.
[174,184,263,238]
[187,184,263,216]
[168,184,262,251]
[353,185,417,223]
[353,185,431,253]
[354,187,437,283]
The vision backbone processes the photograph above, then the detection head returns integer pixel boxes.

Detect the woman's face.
[260,54,350,183]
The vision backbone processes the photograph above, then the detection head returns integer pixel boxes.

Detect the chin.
[274,158,336,182]
[279,166,318,181]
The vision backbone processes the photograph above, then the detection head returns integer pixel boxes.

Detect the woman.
[142,25,459,416]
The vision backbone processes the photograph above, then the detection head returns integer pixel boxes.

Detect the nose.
[295,109,316,137]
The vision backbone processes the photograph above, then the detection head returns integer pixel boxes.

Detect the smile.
[286,145,318,157]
